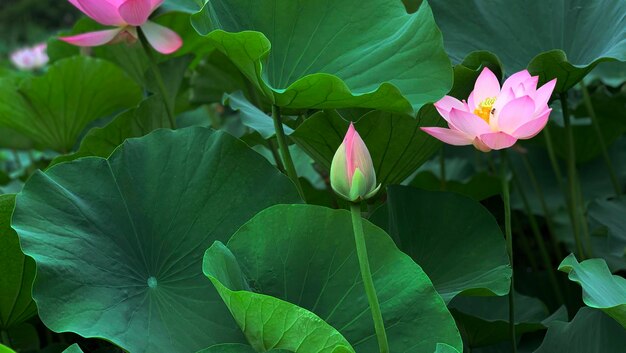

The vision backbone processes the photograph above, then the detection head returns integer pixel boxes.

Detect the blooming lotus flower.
[331,123,381,202]
[10,43,49,71]
[422,68,556,152]
[60,0,182,54]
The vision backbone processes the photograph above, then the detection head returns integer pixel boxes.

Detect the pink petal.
[140,21,182,54]
[496,96,536,134]
[533,78,557,113]
[59,28,123,47]
[501,70,531,94]
[119,0,153,26]
[421,127,473,146]
[449,108,492,137]
[151,0,165,11]
[478,132,517,150]
[72,0,125,26]
[434,95,467,123]
[472,67,501,108]
[343,122,376,189]
[512,108,551,139]
[520,75,539,95]
[472,137,492,152]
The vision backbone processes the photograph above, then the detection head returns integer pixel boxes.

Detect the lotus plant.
[10,43,49,71]
[331,123,388,353]
[422,67,556,152]
[60,0,182,54]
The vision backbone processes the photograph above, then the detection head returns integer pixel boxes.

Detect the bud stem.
[349,203,389,353]
[500,150,516,353]
[272,105,305,201]
[138,28,176,129]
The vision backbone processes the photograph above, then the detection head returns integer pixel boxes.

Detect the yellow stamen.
[474,97,496,123]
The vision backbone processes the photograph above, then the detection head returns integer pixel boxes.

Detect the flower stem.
[500,150,516,353]
[138,28,176,129]
[579,82,622,195]
[349,203,389,353]
[272,105,305,201]
[560,92,590,258]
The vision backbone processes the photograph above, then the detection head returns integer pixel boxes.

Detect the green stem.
[509,158,565,304]
[267,138,285,173]
[272,105,305,201]
[138,28,176,129]
[1,330,10,346]
[500,151,517,353]
[560,92,587,259]
[439,148,447,191]
[520,153,564,261]
[350,203,389,353]
[579,82,622,195]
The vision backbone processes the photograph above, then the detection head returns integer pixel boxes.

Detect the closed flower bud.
[330,123,380,202]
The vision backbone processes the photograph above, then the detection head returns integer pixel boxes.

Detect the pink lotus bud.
[59,0,182,55]
[10,43,49,71]
[330,123,380,202]
[421,67,557,152]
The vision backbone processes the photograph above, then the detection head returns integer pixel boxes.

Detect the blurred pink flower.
[60,0,182,55]
[422,68,556,152]
[10,43,49,71]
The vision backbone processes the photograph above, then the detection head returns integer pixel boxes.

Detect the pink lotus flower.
[422,68,556,152]
[10,43,49,71]
[60,0,182,55]
[330,123,381,202]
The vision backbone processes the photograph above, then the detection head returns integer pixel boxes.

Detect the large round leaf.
[534,308,626,353]
[0,56,142,152]
[430,0,626,91]
[11,127,302,353]
[0,194,36,330]
[371,186,511,303]
[558,254,626,329]
[203,242,355,353]
[291,109,443,186]
[191,0,452,113]
[224,204,463,353]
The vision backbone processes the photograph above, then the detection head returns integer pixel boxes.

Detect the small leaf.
[558,254,626,329]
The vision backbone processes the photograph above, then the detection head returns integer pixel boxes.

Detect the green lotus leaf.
[587,197,626,271]
[559,254,626,329]
[223,91,293,139]
[50,96,169,166]
[61,344,84,353]
[190,0,452,113]
[430,0,626,92]
[0,56,141,153]
[434,343,461,353]
[0,344,15,353]
[0,194,36,330]
[11,127,301,353]
[371,186,511,302]
[222,204,462,353]
[197,343,289,353]
[291,109,442,186]
[449,293,564,347]
[203,242,356,353]
[534,308,626,353]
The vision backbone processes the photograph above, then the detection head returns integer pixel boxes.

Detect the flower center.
[473,97,496,123]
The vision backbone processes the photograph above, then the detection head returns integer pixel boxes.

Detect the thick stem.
[350,203,389,353]
[509,158,565,304]
[560,93,588,258]
[272,105,306,201]
[500,151,517,353]
[267,138,285,173]
[580,82,622,195]
[138,28,176,129]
